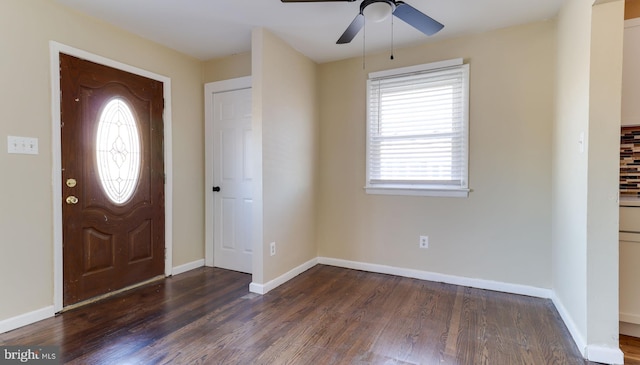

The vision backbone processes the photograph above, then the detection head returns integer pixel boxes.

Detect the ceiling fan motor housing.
[361,0,396,22]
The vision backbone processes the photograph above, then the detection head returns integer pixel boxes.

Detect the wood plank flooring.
[0,265,598,364]
[621,334,640,365]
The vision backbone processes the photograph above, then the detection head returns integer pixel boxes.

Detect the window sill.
[364,185,470,198]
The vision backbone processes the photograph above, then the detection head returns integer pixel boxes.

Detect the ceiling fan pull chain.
[362,17,366,69]
[390,14,394,60]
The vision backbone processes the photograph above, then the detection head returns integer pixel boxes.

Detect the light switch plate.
[7,136,38,155]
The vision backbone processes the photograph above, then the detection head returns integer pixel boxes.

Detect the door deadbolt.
[66,196,79,205]
[66,178,77,188]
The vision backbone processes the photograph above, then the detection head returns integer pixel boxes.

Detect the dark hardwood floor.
[0,265,600,364]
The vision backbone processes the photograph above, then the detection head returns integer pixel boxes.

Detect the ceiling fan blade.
[281,0,355,2]
[337,13,364,44]
[393,1,444,36]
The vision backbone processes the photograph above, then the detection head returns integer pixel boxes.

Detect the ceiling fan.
[281,0,444,44]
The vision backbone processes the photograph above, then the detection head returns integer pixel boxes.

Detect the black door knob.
[212,186,221,192]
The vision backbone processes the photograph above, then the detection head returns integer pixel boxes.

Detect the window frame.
[365,58,470,198]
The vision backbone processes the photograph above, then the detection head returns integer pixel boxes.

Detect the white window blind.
[366,60,469,197]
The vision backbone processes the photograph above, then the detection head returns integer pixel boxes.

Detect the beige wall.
[317,21,556,288]
[203,53,252,83]
[0,0,204,321]
[553,0,624,360]
[0,3,626,361]
[552,0,592,347]
[252,29,319,283]
[586,0,624,353]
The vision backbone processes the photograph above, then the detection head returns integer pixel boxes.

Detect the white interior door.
[210,87,253,273]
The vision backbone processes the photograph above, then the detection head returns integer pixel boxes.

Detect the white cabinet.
[621,205,640,230]
[621,232,640,326]
[622,19,640,126]
[620,206,640,335]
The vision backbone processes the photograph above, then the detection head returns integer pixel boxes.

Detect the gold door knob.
[66,178,77,188]
[66,196,78,205]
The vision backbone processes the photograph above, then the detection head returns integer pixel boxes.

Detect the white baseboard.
[319,257,628,364]
[172,259,205,276]
[620,321,640,337]
[0,258,204,335]
[0,306,55,334]
[250,257,318,295]
[586,344,624,365]
[317,257,553,299]
[551,292,625,365]
[550,292,587,358]
[0,258,203,335]
[0,257,625,365]
[620,311,640,325]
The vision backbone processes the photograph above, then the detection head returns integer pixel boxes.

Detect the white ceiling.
[54,0,565,64]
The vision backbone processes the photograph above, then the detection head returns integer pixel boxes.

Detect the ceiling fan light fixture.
[332,0,443,45]
[363,1,393,23]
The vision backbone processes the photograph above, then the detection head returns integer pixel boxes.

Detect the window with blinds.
[366,59,470,197]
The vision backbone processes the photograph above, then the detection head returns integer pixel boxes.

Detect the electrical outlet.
[419,236,429,249]
[270,242,276,256]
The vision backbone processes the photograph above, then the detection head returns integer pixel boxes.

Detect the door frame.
[50,42,173,312]
[204,76,252,268]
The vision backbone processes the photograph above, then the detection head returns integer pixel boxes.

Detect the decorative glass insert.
[96,98,141,204]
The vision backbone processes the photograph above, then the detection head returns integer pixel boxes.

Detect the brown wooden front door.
[60,54,165,306]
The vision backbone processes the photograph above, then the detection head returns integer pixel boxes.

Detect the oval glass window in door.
[96,98,141,204]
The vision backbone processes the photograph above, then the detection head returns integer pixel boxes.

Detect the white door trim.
[204,76,252,268]
[49,41,173,313]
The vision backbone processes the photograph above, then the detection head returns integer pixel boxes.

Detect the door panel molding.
[204,77,252,269]
[50,42,173,313]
